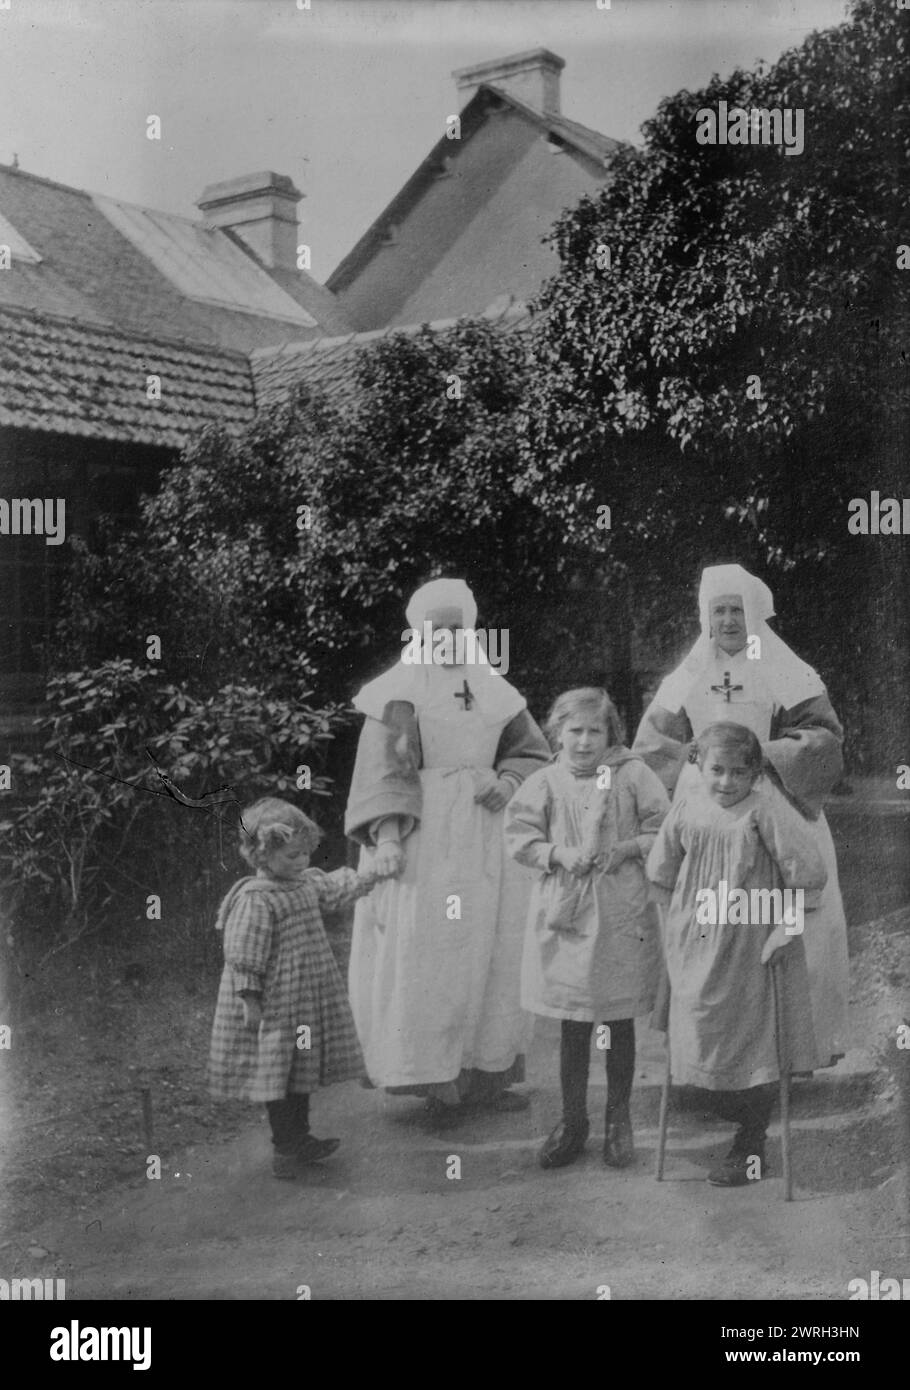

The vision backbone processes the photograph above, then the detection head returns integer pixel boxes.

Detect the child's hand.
[554,846,594,878]
[373,842,405,879]
[241,996,263,1031]
[760,925,794,966]
[474,777,513,812]
[602,839,638,873]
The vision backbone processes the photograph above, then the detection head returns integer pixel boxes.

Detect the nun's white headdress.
[655,563,826,713]
[353,577,524,723]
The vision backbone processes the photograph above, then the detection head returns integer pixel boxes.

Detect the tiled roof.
[251,297,534,409]
[0,163,351,352]
[0,305,255,448]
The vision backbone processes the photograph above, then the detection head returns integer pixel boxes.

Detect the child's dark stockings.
[560,1017,635,1127]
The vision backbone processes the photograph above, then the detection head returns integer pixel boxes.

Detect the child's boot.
[541,1019,592,1168]
[539,1117,590,1168]
[294,1134,341,1164]
[707,1128,766,1187]
[708,1085,773,1186]
[602,1102,635,1168]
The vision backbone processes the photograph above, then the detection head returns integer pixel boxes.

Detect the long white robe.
[347,671,545,1088]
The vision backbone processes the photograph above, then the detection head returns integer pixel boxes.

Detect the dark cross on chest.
[453,680,474,711]
[711,670,744,703]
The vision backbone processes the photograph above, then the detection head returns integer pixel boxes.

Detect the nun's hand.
[474,777,513,812]
[373,842,405,879]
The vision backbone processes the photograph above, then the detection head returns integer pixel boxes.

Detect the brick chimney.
[453,48,564,115]
[196,171,302,272]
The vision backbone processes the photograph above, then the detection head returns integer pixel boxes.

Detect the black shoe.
[422,1097,464,1128]
[538,1118,589,1169]
[294,1134,340,1164]
[603,1105,635,1168]
[707,1135,766,1187]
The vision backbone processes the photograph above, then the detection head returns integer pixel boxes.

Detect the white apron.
[348,696,533,1088]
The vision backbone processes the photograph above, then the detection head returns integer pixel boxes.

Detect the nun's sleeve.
[764,692,844,819]
[494,709,551,788]
[754,783,828,906]
[631,701,694,795]
[344,700,422,848]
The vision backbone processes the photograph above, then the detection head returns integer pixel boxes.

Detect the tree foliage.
[520,0,909,762]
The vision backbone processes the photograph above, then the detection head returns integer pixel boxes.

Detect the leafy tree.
[0,660,339,974]
[56,320,590,713]
[520,0,910,764]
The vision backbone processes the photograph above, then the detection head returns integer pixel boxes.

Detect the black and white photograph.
[0,0,908,1328]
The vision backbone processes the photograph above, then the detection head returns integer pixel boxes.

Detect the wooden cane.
[652,907,672,1182]
[656,1047,671,1181]
[770,956,793,1202]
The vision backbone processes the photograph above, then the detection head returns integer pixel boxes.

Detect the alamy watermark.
[695,100,804,157]
[0,498,66,545]
[694,881,805,933]
[401,623,510,674]
[50,1321,151,1370]
[1,1276,66,1299]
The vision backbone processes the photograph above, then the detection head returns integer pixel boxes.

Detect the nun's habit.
[344,579,550,1102]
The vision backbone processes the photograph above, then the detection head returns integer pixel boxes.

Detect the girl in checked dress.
[208,797,390,1179]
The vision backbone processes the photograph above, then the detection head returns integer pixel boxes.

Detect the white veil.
[655,564,826,713]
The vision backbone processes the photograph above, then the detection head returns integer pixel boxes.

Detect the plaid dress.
[208,870,366,1103]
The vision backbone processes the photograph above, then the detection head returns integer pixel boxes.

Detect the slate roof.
[0,304,255,449]
[0,162,351,353]
[251,296,534,410]
[327,83,624,297]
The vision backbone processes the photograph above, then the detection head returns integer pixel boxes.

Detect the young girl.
[505,688,670,1170]
[646,722,827,1186]
[208,797,387,1179]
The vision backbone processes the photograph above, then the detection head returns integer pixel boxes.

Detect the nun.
[632,563,850,1066]
[344,578,551,1114]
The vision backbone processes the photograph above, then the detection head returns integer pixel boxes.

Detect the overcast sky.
[0,0,851,283]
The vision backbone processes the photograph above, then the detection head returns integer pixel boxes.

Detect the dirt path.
[6,911,908,1300]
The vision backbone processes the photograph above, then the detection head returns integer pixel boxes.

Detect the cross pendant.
[453,680,474,711]
[710,670,744,703]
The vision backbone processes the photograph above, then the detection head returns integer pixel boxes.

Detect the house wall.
[337,107,606,329]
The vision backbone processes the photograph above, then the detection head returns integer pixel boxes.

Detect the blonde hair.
[239,797,321,869]
[544,687,625,752]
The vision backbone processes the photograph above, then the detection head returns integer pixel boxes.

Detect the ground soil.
[1,818,908,1300]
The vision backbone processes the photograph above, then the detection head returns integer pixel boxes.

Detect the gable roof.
[0,162,351,352]
[251,296,534,411]
[0,303,255,449]
[327,83,623,298]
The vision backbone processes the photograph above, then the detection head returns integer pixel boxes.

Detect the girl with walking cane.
[645,722,826,1187]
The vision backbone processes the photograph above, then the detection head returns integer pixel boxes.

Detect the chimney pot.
[452,48,565,115]
[196,171,303,273]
